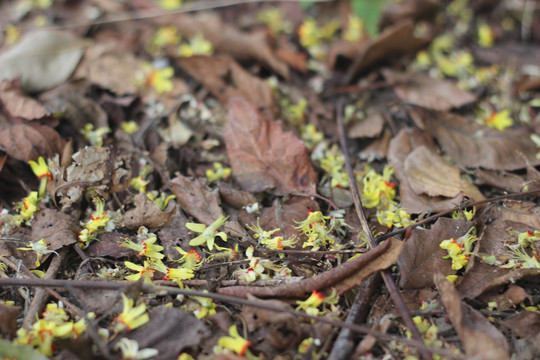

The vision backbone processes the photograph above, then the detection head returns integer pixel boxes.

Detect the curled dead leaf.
[0,123,65,162]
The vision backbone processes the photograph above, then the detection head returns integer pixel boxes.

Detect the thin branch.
[0,277,466,360]
[335,98,433,360]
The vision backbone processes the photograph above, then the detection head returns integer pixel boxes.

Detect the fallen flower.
[186,215,228,250]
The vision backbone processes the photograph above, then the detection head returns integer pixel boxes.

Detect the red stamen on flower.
[187,249,201,262]
[39,172,53,181]
[528,230,534,236]
[384,181,396,188]
[146,69,157,86]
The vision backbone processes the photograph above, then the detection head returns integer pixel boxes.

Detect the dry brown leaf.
[333,237,403,295]
[458,219,540,299]
[86,232,134,259]
[381,0,442,25]
[169,173,222,225]
[346,107,385,138]
[73,43,141,95]
[122,306,210,359]
[0,80,49,119]
[429,113,540,170]
[218,181,258,209]
[435,273,510,360]
[404,145,484,201]
[0,303,20,339]
[30,208,78,250]
[166,12,289,79]
[398,217,472,289]
[502,311,540,355]
[0,123,65,162]
[121,193,176,229]
[178,55,277,118]
[475,169,527,193]
[478,285,530,310]
[344,21,430,82]
[388,128,468,214]
[224,97,317,196]
[383,69,476,111]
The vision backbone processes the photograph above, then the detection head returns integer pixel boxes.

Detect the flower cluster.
[498,229,540,270]
[13,191,40,226]
[79,198,114,247]
[295,210,335,251]
[18,238,58,267]
[439,227,478,270]
[178,34,214,58]
[296,290,338,317]
[206,162,231,183]
[319,145,349,188]
[248,218,296,252]
[138,62,174,94]
[233,246,290,283]
[15,303,89,356]
[298,17,339,59]
[360,166,412,229]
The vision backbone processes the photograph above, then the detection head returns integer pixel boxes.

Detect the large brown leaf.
[435,273,510,360]
[429,113,540,170]
[224,97,317,196]
[397,217,472,289]
[0,123,65,162]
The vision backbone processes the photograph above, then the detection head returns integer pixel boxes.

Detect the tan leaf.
[31,209,78,250]
[224,97,317,195]
[435,273,510,360]
[430,113,540,170]
[383,69,476,111]
[122,193,176,229]
[0,30,85,92]
[404,145,484,201]
[397,217,472,289]
[169,173,222,225]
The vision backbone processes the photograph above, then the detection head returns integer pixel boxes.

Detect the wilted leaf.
[224,97,317,195]
[0,304,20,339]
[398,217,472,289]
[435,273,510,360]
[388,128,468,214]
[0,80,49,119]
[218,181,258,209]
[404,145,484,200]
[502,311,540,355]
[0,30,85,92]
[169,173,222,225]
[429,113,540,170]
[123,306,210,359]
[478,285,530,310]
[383,69,476,111]
[121,193,176,229]
[345,21,430,82]
[346,107,385,138]
[86,232,134,259]
[178,56,277,118]
[0,123,65,162]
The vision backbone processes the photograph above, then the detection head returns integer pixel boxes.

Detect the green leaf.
[0,340,49,360]
[351,0,388,37]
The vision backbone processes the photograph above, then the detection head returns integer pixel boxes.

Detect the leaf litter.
[0,1,540,360]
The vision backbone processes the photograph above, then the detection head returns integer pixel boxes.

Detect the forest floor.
[1,0,540,359]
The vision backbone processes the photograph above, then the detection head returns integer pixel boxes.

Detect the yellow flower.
[123,236,164,260]
[440,228,478,270]
[206,162,231,182]
[151,260,194,284]
[15,191,40,225]
[174,248,202,270]
[158,0,182,10]
[296,290,338,317]
[18,238,58,267]
[187,215,228,250]
[300,124,324,149]
[343,14,364,42]
[376,202,412,229]
[28,156,51,201]
[141,63,174,94]
[191,293,217,319]
[484,109,513,131]
[217,325,252,356]
[178,34,214,57]
[78,198,111,246]
[120,121,139,134]
[256,7,292,35]
[478,23,494,48]
[81,123,110,147]
[361,166,396,208]
[114,338,158,359]
[124,261,155,282]
[114,294,150,333]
